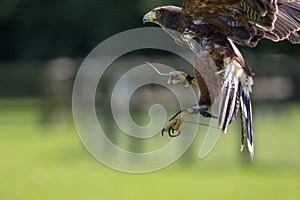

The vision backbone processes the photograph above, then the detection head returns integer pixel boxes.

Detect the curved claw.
[169,129,181,137]
[161,127,181,137]
[161,110,189,138]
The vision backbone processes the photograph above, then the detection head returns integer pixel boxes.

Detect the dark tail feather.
[240,87,254,158]
[218,67,240,133]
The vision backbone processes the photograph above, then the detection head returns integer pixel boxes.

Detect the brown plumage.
[143,0,300,46]
[143,0,300,158]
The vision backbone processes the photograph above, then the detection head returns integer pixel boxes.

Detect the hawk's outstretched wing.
[182,0,277,29]
[181,0,300,46]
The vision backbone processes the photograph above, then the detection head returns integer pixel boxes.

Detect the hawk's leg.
[192,104,217,119]
[161,104,216,137]
[145,62,198,88]
[167,71,198,88]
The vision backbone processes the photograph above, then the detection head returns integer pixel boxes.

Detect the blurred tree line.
[1,0,144,61]
[0,0,299,98]
[1,0,299,62]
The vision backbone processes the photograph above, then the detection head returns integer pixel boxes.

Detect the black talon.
[161,128,165,136]
[168,128,172,136]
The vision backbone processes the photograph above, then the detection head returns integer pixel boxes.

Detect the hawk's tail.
[218,61,240,133]
[218,58,254,158]
[240,87,254,158]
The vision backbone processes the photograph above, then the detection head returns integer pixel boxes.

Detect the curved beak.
[143,11,156,24]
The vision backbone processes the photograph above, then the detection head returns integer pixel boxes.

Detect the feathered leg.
[162,63,217,137]
[146,62,212,136]
[161,104,216,137]
[145,62,198,88]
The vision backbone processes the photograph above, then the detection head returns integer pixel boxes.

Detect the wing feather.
[182,0,278,29]
[260,1,300,43]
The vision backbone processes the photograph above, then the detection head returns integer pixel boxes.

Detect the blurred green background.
[1,0,300,199]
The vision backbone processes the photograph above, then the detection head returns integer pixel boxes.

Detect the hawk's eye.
[155,11,161,17]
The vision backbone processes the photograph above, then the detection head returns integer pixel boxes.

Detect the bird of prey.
[143,0,300,158]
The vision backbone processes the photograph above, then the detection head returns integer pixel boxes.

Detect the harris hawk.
[143,0,300,158]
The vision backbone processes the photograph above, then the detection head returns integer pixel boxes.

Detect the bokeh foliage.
[1,0,299,62]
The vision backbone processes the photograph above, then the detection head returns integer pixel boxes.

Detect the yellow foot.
[161,111,188,137]
[145,62,197,88]
[161,107,196,137]
[161,105,216,137]
[168,71,198,88]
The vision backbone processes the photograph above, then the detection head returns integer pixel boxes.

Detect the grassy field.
[0,99,300,200]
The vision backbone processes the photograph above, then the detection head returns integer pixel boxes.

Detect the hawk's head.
[143,6,181,28]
